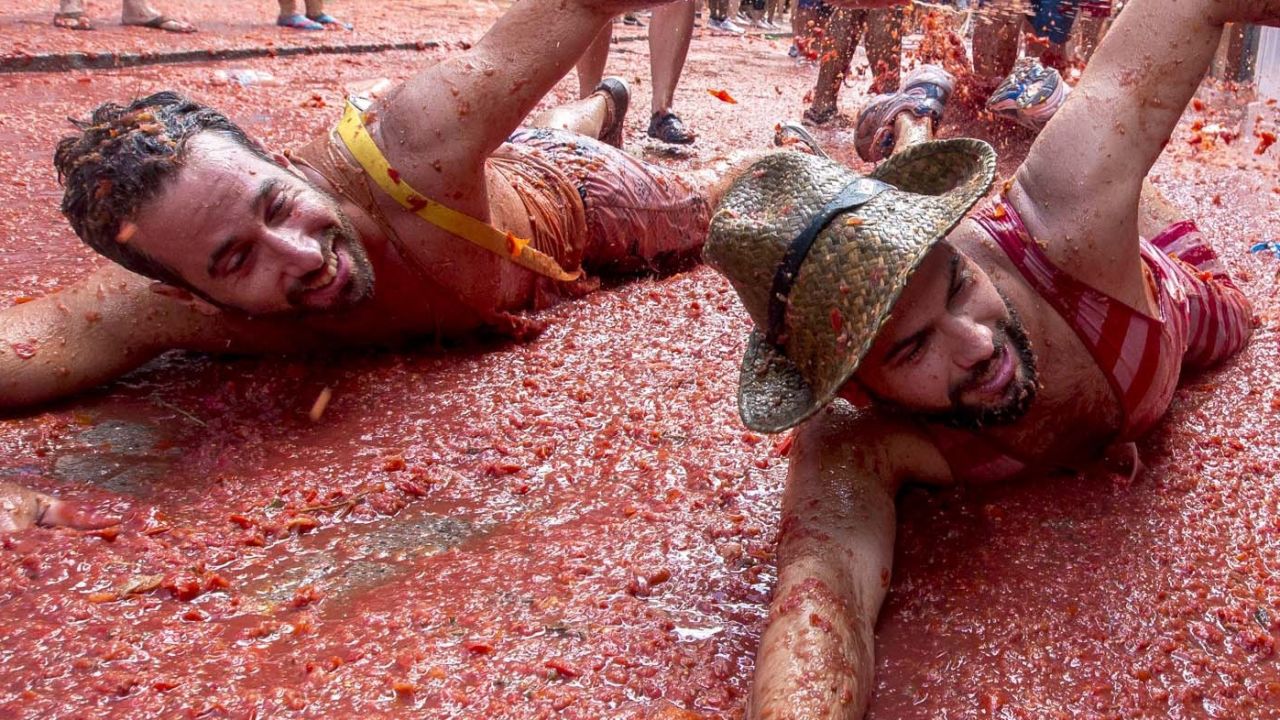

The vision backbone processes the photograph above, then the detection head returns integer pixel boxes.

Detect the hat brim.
[739,328,817,433]
[735,139,997,432]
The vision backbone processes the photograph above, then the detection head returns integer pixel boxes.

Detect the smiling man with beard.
[705,0,1269,714]
[0,0,712,416]
[0,0,715,529]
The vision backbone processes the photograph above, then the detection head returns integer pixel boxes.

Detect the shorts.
[1149,220,1254,370]
[502,128,710,272]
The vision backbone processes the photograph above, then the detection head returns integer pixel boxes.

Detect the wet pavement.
[2,2,1280,718]
[2,0,508,68]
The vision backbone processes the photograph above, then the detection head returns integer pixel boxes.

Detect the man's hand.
[0,483,119,532]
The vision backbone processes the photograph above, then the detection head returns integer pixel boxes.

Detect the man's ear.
[148,282,220,316]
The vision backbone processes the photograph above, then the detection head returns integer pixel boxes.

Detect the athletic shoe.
[708,18,746,34]
[986,57,1070,129]
[801,104,839,127]
[647,112,696,144]
[594,77,631,149]
[854,64,955,162]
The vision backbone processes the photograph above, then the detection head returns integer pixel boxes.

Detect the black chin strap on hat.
[765,177,892,346]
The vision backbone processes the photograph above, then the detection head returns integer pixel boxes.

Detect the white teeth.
[305,252,339,290]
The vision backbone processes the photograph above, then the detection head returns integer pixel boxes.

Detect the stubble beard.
[920,302,1040,431]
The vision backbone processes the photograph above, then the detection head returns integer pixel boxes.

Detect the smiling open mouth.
[973,343,1015,396]
[302,249,340,292]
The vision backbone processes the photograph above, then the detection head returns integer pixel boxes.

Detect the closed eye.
[904,340,924,364]
[225,245,251,273]
[266,190,287,225]
[949,270,972,304]
[889,329,931,367]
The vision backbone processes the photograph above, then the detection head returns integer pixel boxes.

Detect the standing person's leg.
[577,22,614,99]
[766,0,782,27]
[971,0,1021,91]
[1025,0,1076,70]
[709,0,744,32]
[863,5,904,93]
[53,0,93,30]
[1066,1,1112,65]
[790,0,821,56]
[791,1,812,42]
[278,0,325,30]
[803,7,863,124]
[647,0,698,144]
[985,0,1073,130]
[304,0,350,28]
[121,0,196,32]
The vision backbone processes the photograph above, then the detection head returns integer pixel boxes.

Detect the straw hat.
[705,139,997,433]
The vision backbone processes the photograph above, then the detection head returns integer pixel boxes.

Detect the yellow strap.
[336,101,581,282]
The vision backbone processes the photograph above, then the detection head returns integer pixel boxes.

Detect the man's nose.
[265,228,324,275]
[941,314,995,370]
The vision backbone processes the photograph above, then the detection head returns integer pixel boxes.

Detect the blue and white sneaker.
[986,57,1070,129]
[854,64,955,162]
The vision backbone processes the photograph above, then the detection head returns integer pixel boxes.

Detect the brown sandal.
[124,14,197,33]
[593,77,630,149]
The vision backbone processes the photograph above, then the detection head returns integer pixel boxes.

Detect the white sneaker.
[709,18,745,34]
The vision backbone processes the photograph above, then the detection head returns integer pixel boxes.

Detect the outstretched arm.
[1,265,170,409]
[1,264,299,411]
[1008,0,1279,309]
[751,411,948,719]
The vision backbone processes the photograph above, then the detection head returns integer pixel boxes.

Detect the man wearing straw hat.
[706,0,1269,715]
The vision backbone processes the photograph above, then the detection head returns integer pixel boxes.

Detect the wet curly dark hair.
[54,91,270,287]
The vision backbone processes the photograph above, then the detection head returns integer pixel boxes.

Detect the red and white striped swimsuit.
[927,199,1254,483]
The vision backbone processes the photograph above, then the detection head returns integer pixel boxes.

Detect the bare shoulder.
[792,403,953,491]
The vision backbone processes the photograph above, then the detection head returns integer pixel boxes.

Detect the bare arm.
[0,265,301,411]
[373,0,666,204]
[1009,0,1279,308]
[751,409,949,720]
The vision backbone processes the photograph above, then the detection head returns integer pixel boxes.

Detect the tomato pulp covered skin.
[2,8,1280,718]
